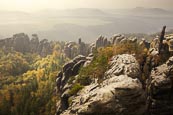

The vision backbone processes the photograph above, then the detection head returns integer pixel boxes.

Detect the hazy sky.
[0,0,172,12]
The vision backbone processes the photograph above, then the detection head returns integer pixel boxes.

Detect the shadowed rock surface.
[146,56,173,115]
[56,55,92,114]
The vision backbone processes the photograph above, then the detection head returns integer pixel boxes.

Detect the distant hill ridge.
[0,7,173,42]
[131,7,170,14]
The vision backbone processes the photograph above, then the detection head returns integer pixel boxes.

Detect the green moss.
[68,97,74,106]
[68,83,84,96]
[68,76,76,84]
[76,74,92,86]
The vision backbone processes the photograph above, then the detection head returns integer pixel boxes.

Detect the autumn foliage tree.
[0,42,67,115]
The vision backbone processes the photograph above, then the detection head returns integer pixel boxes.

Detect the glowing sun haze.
[0,0,172,12]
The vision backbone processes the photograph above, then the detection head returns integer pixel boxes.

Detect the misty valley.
[1,1,173,115]
[0,7,173,42]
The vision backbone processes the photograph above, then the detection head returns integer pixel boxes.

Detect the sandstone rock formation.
[67,34,142,56]
[64,42,78,59]
[64,39,89,59]
[0,33,30,53]
[0,33,53,57]
[55,31,173,115]
[30,34,39,53]
[88,34,138,54]
[111,34,137,45]
[56,55,91,114]
[165,35,173,55]
[37,39,52,57]
[146,56,173,115]
[139,38,150,49]
[13,33,30,53]
[95,35,111,48]
[78,38,89,56]
[56,54,146,115]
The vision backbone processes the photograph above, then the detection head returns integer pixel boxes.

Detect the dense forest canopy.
[0,41,67,115]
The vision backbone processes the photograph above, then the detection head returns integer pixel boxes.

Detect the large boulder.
[146,56,173,115]
[59,54,146,115]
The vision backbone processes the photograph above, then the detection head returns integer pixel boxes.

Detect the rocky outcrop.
[78,38,89,56]
[64,34,140,58]
[55,32,173,115]
[64,39,89,59]
[0,33,53,57]
[37,39,52,57]
[56,55,92,114]
[56,54,146,115]
[88,34,138,54]
[95,36,111,48]
[139,38,150,49]
[105,55,141,79]
[111,34,137,45]
[146,56,173,115]
[64,42,77,59]
[165,35,173,55]
[0,33,30,53]
[30,34,39,53]
[13,33,30,53]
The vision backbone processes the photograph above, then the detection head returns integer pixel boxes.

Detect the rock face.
[55,33,173,115]
[165,35,173,55]
[0,33,53,57]
[63,34,140,58]
[37,39,52,57]
[56,55,92,114]
[146,56,173,115]
[30,34,39,53]
[105,55,141,79]
[13,33,30,53]
[111,34,137,45]
[56,54,146,115]
[64,39,89,59]
[64,42,77,59]
[89,34,138,54]
[95,36,111,48]
[78,38,89,56]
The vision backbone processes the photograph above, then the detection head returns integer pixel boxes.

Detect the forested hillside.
[0,41,67,115]
[1,28,173,115]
